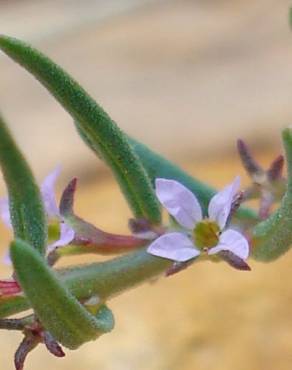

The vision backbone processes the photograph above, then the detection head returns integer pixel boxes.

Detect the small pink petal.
[208,229,249,260]
[3,250,11,265]
[41,166,62,218]
[155,178,202,229]
[208,176,240,229]
[147,232,200,262]
[47,222,75,253]
[0,197,12,228]
[134,230,157,240]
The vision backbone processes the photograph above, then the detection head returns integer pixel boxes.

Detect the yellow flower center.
[193,220,220,250]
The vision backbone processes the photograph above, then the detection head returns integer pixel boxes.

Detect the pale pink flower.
[40,166,75,252]
[147,177,249,263]
[0,166,75,260]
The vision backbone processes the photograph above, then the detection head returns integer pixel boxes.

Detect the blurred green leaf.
[0,114,47,254]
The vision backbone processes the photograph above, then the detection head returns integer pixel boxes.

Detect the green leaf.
[252,128,292,261]
[11,239,114,349]
[0,296,30,318]
[0,35,258,226]
[0,35,161,225]
[0,114,47,254]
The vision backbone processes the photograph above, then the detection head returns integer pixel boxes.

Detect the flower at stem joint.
[0,167,151,268]
[41,167,75,252]
[147,177,250,269]
[237,139,286,219]
[0,166,75,258]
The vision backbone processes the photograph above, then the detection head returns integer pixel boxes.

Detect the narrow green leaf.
[0,35,161,224]
[0,296,30,318]
[11,239,114,349]
[252,128,292,261]
[0,35,258,226]
[0,114,46,254]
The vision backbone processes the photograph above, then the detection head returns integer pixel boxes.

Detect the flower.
[0,166,75,257]
[147,177,249,264]
[237,139,286,219]
[40,167,75,252]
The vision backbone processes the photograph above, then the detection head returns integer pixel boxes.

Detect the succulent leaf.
[0,35,161,225]
[11,239,114,349]
[0,114,47,254]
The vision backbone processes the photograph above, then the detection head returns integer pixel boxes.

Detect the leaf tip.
[282,126,292,140]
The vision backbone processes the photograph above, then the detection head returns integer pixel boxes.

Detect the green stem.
[0,114,47,254]
[0,247,172,318]
[61,248,172,300]
[252,128,292,261]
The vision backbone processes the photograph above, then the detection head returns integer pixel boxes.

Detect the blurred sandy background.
[1,0,292,369]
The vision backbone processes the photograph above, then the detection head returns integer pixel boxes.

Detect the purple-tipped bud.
[267,154,284,181]
[56,180,146,254]
[14,336,39,370]
[218,250,251,271]
[43,332,65,358]
[237,139,263,176]
[165,261,193,277]
[59,178,77,217]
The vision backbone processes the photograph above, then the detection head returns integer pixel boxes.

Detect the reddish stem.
[73,232,147,254]
[0,280,21,296]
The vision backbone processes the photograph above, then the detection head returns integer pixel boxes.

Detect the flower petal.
[208,229,249,260]
[147,232,200,262]
[41,166,62,218]
[47,222,75,253]
[155,178,202,229]
[208,176,240,229]
[3,250,12,265]
[0,197,11,228]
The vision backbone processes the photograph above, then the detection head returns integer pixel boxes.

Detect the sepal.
[55,178,147,256]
